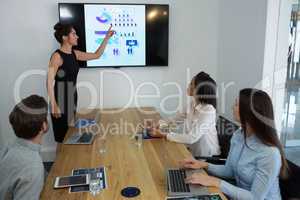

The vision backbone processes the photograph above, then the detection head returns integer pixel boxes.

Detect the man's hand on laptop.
[179,157,208,169]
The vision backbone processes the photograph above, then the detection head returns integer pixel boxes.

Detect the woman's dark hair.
[54,22,73,44]
[239,88,288,179]
[9,95,48,139]
[193,71,217,109]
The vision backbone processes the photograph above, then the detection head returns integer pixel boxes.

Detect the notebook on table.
[70,167,107,193]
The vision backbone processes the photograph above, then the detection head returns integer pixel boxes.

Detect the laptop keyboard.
[78,133,93,143]
[169,169,190,193]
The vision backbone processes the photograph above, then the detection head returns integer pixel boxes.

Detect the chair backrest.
[216,115,240,158]
[279,160,300,200]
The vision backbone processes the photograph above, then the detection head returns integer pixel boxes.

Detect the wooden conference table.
[40,107,227,200]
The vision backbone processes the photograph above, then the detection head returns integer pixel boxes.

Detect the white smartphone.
[54,174,90,188]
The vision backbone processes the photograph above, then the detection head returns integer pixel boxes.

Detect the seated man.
[0,95,48,200]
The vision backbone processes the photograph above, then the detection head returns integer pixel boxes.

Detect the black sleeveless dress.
[51,49,80,143]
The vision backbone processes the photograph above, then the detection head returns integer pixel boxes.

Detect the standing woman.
[47,23,114,143]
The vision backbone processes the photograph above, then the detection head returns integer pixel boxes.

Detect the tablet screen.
[58,175,87,186]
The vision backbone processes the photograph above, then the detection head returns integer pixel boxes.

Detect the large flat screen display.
[59,3,169,68]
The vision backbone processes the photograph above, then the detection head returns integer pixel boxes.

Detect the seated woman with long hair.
[180,88,288,200]
[150,71,220,157]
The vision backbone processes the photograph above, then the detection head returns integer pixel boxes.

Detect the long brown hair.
[239,88,288,179]
[193,71,217,109]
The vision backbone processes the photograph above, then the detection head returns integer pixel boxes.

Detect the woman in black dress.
[47,23,114,143]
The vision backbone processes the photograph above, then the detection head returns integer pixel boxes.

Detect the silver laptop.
[166,168,209,197]
[64,132,95,145]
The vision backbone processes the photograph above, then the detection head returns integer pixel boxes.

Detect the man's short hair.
[9,95,48,139]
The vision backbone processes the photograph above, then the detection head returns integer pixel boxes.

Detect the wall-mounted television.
[58,3,169,68]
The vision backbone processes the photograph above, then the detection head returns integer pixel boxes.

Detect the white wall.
[216,0,292,136]
[217,0,268,119]
[0,0,219,160]
[0,0,292,160]
[263,0,292,138]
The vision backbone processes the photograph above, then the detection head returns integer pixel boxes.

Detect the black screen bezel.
[58,3,169,68]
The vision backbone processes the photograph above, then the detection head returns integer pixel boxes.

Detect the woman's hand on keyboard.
[185,173,220,187]
[179,157,208,169]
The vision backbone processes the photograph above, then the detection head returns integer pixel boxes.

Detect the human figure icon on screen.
[113,48,119,56]
[127,48,133,55]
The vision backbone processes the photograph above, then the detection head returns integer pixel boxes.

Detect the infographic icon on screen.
[84,4,146,67]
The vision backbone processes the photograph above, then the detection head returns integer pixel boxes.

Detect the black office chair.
[195,115,240,165]
[280,160,300,200]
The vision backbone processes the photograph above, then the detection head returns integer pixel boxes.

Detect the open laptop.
[65,111,101,145]
[74,110,101,128]
[64,132,95,145]
[166,168,209,197]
